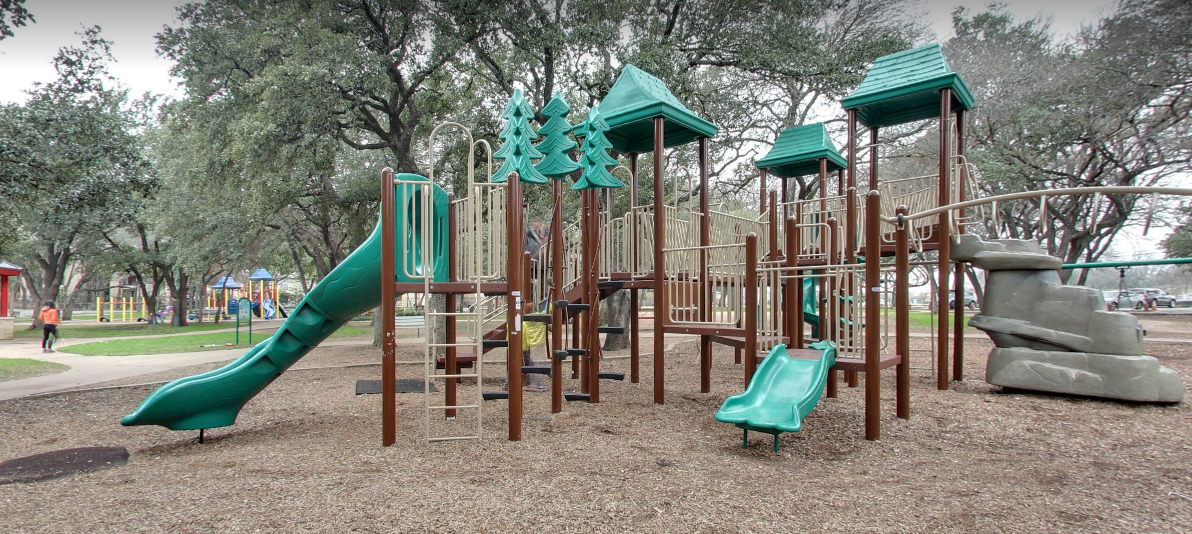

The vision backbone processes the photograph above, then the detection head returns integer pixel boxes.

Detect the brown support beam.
[380,168,396,446]
[845,110,859,389]
[768,190,778,260]
[550,177,563,412]
[653,117,666,405]
[864,190,881,441]
[445,194,458,419]
[826,217,838,399]
[579,189,591,395]
[699,137,712,393]
[629,153,640,384]
[587,189,601,403]
[787,215,801,349]
[953,108,967,381]
[507,174,524,441]
[759,168,767,214]
[937,89,952,391]
[744,233,759,386]
[895,206,911,420]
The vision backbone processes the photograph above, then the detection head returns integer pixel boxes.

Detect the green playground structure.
[715,341,836,452]
[121,175,448,430]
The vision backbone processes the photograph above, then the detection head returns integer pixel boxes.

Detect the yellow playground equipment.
[96,297,150,322]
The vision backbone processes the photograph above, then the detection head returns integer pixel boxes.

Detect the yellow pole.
[109,297,114,322]
[123,297,128,322]
[96,297,101,323]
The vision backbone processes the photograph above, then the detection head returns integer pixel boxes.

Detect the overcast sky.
[1,0,1162,258]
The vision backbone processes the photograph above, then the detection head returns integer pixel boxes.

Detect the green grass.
[903,311,975,329]
[12,321,251,340]
[57,326,372,356]
[0,358,70,382]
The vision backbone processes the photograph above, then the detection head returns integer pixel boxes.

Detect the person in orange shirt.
[38,300,60,353]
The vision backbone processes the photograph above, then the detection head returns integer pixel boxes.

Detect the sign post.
[236,297,252,345]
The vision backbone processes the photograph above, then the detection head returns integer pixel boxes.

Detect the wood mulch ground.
[0,323,1190,533]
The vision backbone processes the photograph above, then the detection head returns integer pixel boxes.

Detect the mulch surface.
[0,327,1189,532]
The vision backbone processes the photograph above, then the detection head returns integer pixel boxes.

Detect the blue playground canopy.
[210,276,242,290]
[248,269,275,281]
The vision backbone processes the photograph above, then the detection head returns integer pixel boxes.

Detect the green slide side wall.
[121,174,448,430]
[714,341,835,434]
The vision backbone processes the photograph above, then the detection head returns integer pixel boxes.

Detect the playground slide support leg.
[653,117,666,405]
[895,206,911,420]
[937,88,953,391]
[864,191,882,441]
[699,136,711,394]
[381,168,397,447]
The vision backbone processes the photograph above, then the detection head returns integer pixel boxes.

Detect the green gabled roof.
[574,64,718,153]
[840,43,974,128]
[754,123,846,178]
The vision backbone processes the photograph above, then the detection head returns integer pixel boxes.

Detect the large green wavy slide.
[122,174,448,431]
[714,340,835,448]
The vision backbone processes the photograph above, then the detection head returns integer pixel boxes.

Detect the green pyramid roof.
[754,123,846,178]
[574,64,718,153]
[840,43,974,128]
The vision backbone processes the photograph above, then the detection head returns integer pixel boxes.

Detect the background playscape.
[123,44,1186,449]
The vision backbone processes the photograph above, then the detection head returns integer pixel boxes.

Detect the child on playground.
[39,300,60,353]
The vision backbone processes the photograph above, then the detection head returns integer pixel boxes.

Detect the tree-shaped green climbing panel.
[493,89,549,184]
[573,106,623,190]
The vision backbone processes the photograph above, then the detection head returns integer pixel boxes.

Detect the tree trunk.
[371,305,383,347]
[600,289,631,351]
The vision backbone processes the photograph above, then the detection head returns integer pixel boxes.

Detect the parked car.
[1131,287,1177,308]
[1104,290,1143,311]
[949,290,978,310]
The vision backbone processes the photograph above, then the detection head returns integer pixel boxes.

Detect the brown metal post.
[579,189,591,394]
[826,217,838,399]
[769,190,778,260]
[587,189,601,403]
[380,168,396,446]
[551,178,563,412]
[787,215,801,349]
[445,194,458,419]
[895,206,910,420]
[744,233,758,385]
[653,117,666,404]
[845,111,859,389]
[864,190,881,441]
[699,137,711,393]
[937,89,952,391]
[507,173,524,441]
[629,153,640,383]
[759,169,767,214]
[953,108,967,381]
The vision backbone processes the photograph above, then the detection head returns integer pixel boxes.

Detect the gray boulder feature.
[953,234,1184,403]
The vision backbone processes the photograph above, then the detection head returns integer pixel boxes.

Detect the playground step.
[524,314,551,323]
[564,393,590,402]
[482,391,509,401]
[554,350,570,361]
[597,372,625,381]
[566,303,591,313]
[521,365,551,375]
[597,280,624,290]
[597,326,625,335]
[567,348,587,356]
[434,353,477,370]
[482,339,509,349]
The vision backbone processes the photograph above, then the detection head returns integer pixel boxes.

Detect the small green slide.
[714,340,836,451]
[122,174,448,431]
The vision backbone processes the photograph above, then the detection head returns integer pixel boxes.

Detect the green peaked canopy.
[754,123,846,179]
[574,64,718,154]
[840,43,974,128]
